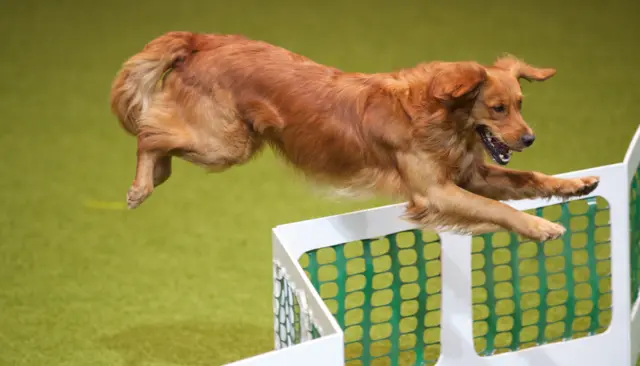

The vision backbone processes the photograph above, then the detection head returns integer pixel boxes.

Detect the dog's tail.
[109,31,195,136]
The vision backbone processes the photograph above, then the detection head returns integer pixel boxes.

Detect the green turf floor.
[1,0,639,365]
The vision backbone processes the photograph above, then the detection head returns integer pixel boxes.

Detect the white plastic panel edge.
[625,124,640,363]
[221,234,345,366]
[272,231,343,338]
[223,333,343,366]
[624,125,640,184]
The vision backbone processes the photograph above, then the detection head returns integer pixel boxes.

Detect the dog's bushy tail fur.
[109,31,194,136]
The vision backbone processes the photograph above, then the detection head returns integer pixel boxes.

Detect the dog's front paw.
[519,215,566,242]
[556,176,600,198]
[127,185,152,209]
[574,176,600,196]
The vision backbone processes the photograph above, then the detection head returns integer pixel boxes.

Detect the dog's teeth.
[498,152,511,163]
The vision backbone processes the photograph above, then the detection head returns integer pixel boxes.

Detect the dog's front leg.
[397,152,566,241]
[409,184,566,241]
[464,165,599,201]
[405,199,505,236]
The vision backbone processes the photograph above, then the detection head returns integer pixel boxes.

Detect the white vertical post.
[604,164,632,365]
[625,125,640,364]
[438,232,480,366]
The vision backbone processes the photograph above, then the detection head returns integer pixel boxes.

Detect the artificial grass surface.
[0,0,639,365]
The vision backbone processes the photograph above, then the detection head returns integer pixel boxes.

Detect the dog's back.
[110,31,348,135]
[111,31,407,210]
[174,34,346,118]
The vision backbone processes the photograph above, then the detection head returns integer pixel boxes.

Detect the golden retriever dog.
[110,31,599,241]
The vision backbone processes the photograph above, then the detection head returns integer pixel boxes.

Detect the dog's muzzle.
[476,125,512,165]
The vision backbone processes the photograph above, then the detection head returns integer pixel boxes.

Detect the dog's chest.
[458,153,477,174]
[449,144,483,184]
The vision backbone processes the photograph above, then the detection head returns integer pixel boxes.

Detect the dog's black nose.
[521,134,536,147]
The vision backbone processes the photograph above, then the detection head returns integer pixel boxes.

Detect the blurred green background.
[0,0,638,365]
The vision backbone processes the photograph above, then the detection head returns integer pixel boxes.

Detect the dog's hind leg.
[127,104,263,208]
[171,94,265,173]
[126,100,192,209]
[127,146,165,209]
[127,133,186,209]
[153,156,172,187]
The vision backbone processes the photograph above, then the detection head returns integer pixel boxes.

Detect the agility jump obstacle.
[227,125,640,366]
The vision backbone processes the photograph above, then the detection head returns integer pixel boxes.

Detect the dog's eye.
[492,105,506,113]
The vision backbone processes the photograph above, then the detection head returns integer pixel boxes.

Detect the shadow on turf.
[99,320,272,366]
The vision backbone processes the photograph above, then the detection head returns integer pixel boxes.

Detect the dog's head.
[429,55,556,165]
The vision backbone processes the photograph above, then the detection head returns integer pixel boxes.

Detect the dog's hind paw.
[126,185,152,209]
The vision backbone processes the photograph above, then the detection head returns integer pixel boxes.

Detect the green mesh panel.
[472,196,612,355]
[631,166,640,305]
[274,271,304,348]
[273,267,323,350]
[300,230,442,366]
[298,196,612,364]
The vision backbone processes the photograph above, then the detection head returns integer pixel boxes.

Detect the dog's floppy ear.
[494,54,556,82]
[430,62,487,103]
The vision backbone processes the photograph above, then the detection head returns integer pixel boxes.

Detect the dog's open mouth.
[477,125,512,165]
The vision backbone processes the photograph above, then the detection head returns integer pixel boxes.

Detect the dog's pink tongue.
[491,137,509,154]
